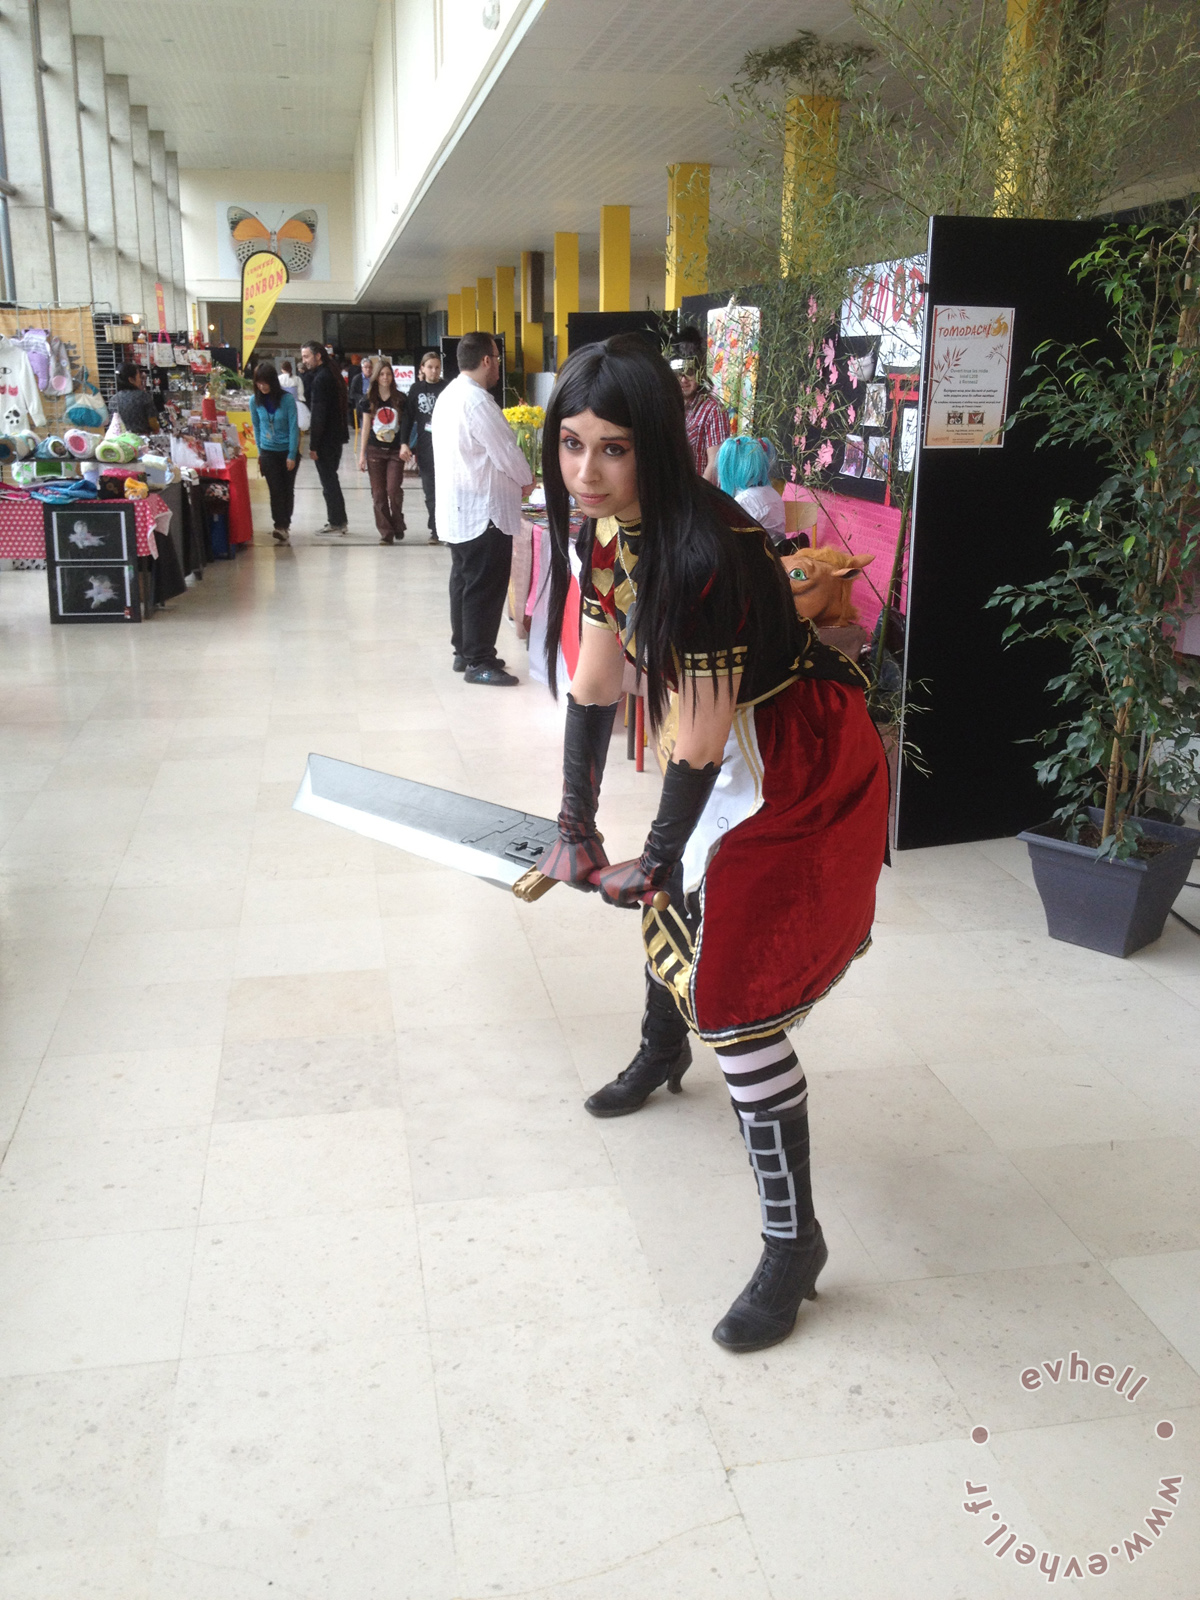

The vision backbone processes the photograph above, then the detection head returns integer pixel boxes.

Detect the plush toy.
[63,428,100,459]
[784,546,876,628]
[123,476,149,499]
[95,432,141,464]
[35,435,70,460]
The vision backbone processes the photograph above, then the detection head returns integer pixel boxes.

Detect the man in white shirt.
[430,331,533,686]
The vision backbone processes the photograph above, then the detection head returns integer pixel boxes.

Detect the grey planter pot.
[1019,806,1200,958]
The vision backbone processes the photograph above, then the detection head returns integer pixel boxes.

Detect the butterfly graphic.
[227,207,318,276]
[69,520,104,549]
[84,574,117,609]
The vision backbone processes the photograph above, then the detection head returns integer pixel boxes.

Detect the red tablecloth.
[199,455,252,545]
[0,493,172,560]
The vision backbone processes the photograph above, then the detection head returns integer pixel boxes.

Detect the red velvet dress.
[581,512,889,1047]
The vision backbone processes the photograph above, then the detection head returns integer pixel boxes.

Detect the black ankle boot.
[711,1226,828,1352]
[584,973,692,1117]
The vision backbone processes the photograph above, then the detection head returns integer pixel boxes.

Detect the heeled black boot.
[584,971,692,1117]
[712,1101,827,1352]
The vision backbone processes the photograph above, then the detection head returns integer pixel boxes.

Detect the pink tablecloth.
[0,494,171,561]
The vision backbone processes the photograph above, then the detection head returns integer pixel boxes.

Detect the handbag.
[66,369,106,427]
[296,397,311,431]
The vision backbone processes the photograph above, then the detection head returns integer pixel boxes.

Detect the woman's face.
[256,380,271,395]
[559,409,639,522]
[376,364,394,390]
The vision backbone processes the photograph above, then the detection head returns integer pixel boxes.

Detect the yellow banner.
[241,250,289,368]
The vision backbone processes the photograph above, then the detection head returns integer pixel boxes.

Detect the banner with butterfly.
[216,203,329,281]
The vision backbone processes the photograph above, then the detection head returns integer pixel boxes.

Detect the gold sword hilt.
[511,866,669,913]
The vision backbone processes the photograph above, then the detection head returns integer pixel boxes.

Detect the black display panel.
[896,217,1113,848]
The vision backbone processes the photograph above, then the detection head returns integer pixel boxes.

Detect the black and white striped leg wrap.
[716,1031,814,1242]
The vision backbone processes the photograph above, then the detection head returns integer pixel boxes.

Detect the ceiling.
[69,0,380,171]
[360,0,864,303]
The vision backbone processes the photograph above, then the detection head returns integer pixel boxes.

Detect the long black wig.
[543,334,780,730]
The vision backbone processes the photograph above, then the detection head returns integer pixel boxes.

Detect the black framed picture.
[48,506,135,565]
[43,501,141,624]
[53,563,139,621]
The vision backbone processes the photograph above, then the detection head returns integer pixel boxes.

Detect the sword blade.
[292,754,559,890]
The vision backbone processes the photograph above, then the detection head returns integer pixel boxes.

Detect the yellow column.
[599,205,631,312]
[665,164,710,311]
[495,265,516,360]
[994,0,1051,217]
[553,232,579,358]
[460,286,478,332]
[780,95,841,277]
[447,293,463,337]
[476,276,495,334]
[521,250,544,373]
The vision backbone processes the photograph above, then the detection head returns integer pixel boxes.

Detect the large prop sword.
[293,753,668,908]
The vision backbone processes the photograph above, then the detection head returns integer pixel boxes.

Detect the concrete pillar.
[105,76,143,314]
[148,131,172,327]
[165,151,186,330]
[495,266,516,359]
[75,37,118,311]
[781,96,840,277]
[35,0,92,303]
[553,232,578,359]
[665,164,709,311]
[476,276,494,335]
[0,0,57,302]
[128,104,157,321]
[599,206,630,312]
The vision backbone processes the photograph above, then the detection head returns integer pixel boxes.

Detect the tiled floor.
[1,459,1198,1598]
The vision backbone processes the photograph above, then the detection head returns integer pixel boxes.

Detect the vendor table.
[0,491,171,560]
[198,454,253,546]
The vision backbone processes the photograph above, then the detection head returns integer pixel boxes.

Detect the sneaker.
[315,522,346,537]
[272,530,290,545]
[454,655,503,672]
[463,664,519,687]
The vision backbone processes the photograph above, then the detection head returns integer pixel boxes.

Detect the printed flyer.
[924,304,1015,448]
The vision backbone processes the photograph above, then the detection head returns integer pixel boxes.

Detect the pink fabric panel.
[783,487,906,634]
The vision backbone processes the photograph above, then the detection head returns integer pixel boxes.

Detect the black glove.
[595,757,721,907]
[537,694,619,886]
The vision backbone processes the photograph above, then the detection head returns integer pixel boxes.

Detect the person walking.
[401,348,447,543]
[429,330,533,685]
[249,361,300,545]
[356,359,407,545]
[301,340,350,536]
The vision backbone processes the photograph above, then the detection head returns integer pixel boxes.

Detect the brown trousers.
[366,447,406,539]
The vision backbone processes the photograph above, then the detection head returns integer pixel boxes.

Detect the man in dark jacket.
[401,349,447,544]
[301,341,350,534]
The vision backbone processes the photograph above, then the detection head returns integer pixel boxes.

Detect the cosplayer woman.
[538,336,888,1353]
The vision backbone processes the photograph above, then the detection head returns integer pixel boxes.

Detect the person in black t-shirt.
[401,349,447,544]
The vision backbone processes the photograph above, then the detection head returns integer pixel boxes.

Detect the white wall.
[352,0,544,295]
[179,167,357,305]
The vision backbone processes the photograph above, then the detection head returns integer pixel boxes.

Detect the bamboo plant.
[987,219,1200,859]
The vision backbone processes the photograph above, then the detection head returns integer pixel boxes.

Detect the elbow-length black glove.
[537,694,619,886]
[595,757,721,908]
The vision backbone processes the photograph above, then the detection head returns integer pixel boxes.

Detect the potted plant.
[988,218,1200,957]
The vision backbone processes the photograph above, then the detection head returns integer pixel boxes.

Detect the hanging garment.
[0,339,47,429]
[47,336,75,395]
[19,328,52,391]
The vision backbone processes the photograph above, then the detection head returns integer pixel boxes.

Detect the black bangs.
[543,335,756,729]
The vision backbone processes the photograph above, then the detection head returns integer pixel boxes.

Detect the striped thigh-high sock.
[715,1031,816,1243]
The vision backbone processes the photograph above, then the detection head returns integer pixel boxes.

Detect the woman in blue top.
[250,361,300,545]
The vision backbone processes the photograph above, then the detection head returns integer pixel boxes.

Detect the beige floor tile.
[182,1208,423,1357]
[1107,1250,1200,1376]
[0,1229,193,1376]
[15,1047,221,1138]
[1011,1138,1200,1259]
[388,945,555,1030]
[151,1508,457,1600]
[157,1338,446,1537]
[0,1124,209,1243]
[199,1108,410,1223]
[47,979,230,1056]
[223,969,394,1042]
[731,1436,1056,1600]
[810,1063,995,1164]
[93,882,244,935]
[450,1469,771,1600]
[673,1279,970,1466]
[0,935,89,999]
[419,1185,657,1331]
[214,1033,401,1121]
[798,993,926,1071]
[431,1307,723,1501]
[897,1260,1200,1430]
[0,1057,42,1146]
[240,872,379,924]
[0,1363,174,1556]
[930,1054,1173,1149]
[983,1407,1200,1598]
[826,1149,1088,1279]
[0,884,108,940]
[1031,978,1200,1053]
[0,1543,155,1600]
[882,987,1081,1064]
[231,916,386,978]
[74,927,236,988]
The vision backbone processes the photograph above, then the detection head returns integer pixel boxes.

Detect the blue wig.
[716,435,770,497]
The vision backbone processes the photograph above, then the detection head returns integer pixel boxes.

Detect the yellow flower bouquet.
[503,403,546,478]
